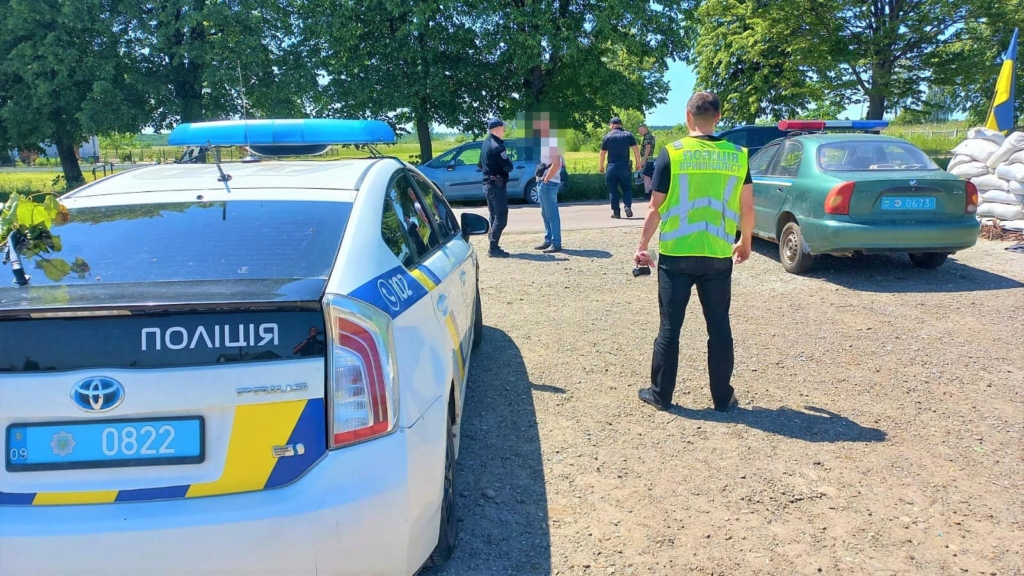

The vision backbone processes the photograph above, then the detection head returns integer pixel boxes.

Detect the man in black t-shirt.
[598,117,641,219]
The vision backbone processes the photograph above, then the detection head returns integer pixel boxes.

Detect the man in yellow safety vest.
[633,91,755,412]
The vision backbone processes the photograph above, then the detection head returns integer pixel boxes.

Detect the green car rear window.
[817,141,940,171]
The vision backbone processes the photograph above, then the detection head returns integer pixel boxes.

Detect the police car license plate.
[881,197,935,210]
[5,417,204,472]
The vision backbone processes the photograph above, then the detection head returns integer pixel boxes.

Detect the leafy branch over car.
[1,194,89,285]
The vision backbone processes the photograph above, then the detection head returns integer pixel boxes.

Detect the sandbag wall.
[948,128,1024,233]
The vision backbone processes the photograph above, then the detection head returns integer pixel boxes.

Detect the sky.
[646,60,866,126]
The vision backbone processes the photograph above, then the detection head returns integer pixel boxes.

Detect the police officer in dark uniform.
[599,117,642,219]
[480,118,514,257]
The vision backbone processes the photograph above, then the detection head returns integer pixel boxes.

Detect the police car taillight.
[824,182,855,215]
[323,295,399,449]
[965,181,979,214]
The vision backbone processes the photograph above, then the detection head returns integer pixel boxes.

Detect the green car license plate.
[881,197,935,210]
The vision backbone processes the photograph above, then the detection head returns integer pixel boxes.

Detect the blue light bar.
[778,119,889,131]
[167,119,396,147]
[820,120,889,130]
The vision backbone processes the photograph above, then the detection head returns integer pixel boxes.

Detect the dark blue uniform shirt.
[600,127,638,166]
[479,134,514,182]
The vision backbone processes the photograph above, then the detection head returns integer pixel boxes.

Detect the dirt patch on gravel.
[423,226,1024,576]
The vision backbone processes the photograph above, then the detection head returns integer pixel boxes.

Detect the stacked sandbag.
[947,128,1024,228]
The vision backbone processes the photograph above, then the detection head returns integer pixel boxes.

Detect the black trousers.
[650,254,735,409]
[484,179,508,249]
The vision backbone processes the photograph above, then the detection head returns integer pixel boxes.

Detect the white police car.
[0,119,490,575]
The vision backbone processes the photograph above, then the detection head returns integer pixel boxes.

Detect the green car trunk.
[828,170,970,223]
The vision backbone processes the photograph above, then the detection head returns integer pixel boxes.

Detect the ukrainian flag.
[986,28,1018,133]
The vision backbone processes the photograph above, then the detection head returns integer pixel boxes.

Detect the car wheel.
[471,283,483,351]
[908,252,948,269]
[423,409,459,568]
[524,179,539,204]
[779,222,814,274]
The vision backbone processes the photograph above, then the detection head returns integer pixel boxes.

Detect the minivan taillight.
[824,182,855,215]
[965,181,979,214]
[323,295,399,449]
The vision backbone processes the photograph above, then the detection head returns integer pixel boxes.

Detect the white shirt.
[539,137,561,184]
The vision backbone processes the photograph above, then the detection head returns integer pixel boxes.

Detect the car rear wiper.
[2,231,31,286]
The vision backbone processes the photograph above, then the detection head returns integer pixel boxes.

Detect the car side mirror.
[446,162,456,172]
[461,213,490,238]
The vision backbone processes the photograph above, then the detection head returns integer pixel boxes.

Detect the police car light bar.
[167,119,397,147]
[777,120,889,131]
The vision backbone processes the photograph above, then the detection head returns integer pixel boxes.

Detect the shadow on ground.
[751,238,1024,293]
[668,404,887,443]
[505,248,613,261]
[419,326,551,576]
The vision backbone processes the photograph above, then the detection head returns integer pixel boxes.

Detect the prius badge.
[71,377,125,413]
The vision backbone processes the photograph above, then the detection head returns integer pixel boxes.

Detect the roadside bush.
[560,173,643,203]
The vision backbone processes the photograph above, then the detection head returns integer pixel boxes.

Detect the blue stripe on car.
[265,398,328,489]
[349,266,431,319]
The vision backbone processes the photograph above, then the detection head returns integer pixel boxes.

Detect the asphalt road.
[453,199,652,236]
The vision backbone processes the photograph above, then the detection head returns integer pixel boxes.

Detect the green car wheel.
[779,222,814,275]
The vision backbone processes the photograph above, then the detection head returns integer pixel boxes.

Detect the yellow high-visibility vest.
[658,137,747,258]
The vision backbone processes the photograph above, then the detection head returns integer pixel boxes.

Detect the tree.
[0,0,150,188]
[100,132,140,160]
[684,0,972,121]
[297,0,497,161]
[122,1,314,129]
[790,0,969,119]
[930,1,1024,125]
[485,0,689,131]
[686,0,824,124]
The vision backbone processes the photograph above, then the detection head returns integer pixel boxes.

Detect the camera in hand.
[632,265,651,277]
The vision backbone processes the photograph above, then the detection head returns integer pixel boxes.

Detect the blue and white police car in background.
[0,119,489,575]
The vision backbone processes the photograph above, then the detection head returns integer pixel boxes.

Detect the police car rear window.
[4,201,352,287]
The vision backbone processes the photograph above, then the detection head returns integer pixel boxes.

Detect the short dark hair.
[687,91,721,122]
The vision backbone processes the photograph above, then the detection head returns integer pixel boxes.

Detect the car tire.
[423,408,459,568]
[779,222,814,275]
[471,283,483,351]
[524,179,539,204]
[908,252,948,269]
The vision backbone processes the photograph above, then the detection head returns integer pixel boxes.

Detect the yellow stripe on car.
[186,400,307,498]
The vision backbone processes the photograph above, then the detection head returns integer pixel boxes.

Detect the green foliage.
[689,0,823,124]
[100,132,140,158]
[0,192,89,282]
[684,0,974,121]
[122,1,312,128]
[930,3,1024,125]
[299,0,496,160]
[0,0,151,188]
[487,0,688,131]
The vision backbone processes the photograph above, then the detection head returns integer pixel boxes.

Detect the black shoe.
[535,242,551,250]
[625,207,633,218]
[488,248,510,258]
[543,245,561,253]
[714,394,739,413]
[638,388,668,411]
[611,212,621,219]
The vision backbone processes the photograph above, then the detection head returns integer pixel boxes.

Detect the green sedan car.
[747,123,981,274]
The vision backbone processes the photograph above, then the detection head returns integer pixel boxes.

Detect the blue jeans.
[539,181,561,247]
[606,163,632,213]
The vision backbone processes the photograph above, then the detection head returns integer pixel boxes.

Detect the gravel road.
[422,217,1024,576]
